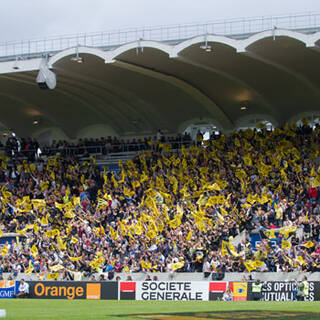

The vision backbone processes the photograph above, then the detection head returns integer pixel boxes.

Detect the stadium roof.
[1,12,320,140]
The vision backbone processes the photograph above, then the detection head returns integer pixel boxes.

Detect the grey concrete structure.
[0,13,320,141]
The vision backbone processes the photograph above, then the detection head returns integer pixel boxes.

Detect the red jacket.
[308,188,318,199]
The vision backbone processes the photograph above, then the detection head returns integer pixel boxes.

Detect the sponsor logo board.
[0,280,18,299]
[31,282,86,300]
[29,281,117,300]
[231,282,248,301]
[119,282,136,300]
[136,281,209,301]
[30,281,102,300]
[209,282,227,301]
[261,281,316,301]
[86,283,101,300]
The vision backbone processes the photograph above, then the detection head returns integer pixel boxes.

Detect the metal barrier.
[2,140,192,164]
[0,12,320,61]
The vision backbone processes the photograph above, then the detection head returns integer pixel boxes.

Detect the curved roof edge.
[48,47,108,68]
[238,29,316,52]
[170,35,239,57]
[105,41,172,63]
[45,29,320,68]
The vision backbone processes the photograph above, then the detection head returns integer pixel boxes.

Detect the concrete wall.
[3,272,319,282]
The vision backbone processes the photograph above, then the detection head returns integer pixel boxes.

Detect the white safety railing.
[0,12,320,60]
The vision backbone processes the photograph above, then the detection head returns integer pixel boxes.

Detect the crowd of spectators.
[0,121,320,280]
[2,130,193,160]
[48,130,192,156]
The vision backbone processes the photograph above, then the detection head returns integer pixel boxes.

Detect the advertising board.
[0,280,18,299]
[28,281,118,300]
[135,281,209,301]
[261,281,319,301]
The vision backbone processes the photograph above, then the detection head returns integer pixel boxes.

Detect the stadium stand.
[2,132,192,159]
[0,120,320,281]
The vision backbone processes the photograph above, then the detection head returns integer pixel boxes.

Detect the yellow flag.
[123,187,134,198]
[217,212,225,224]
[244,260,256,272]
[31,199,46,208]
[140,260,152,269]
[252,260,264,268]
[40,182,49,191]
[259,193,269,205]
[16,228,27,236]
[0,229,2,237]
[169,213,182,229]
[31,244,38,257]
[220,207,228,216]
[209,183,221,191]
[49,264,64,272]
[15,236,20,247]
[119,221,127,235]
[89,256,105,270]
[33,224,39,233]
[47,273,59,280]
[264,229,276,239]
[302,241,314,248]
[146,229,157,239]
[311,167,316,177]
[89,155,96,164]
[72,197,81,206]
[227,241,240,257]
[311,176,320,188]
[40,215,48,225]
[281,239,292,249]
[25,260,34,274]
[279,226,297,239]
[111,174,118,189]
[1,245,9,255]
[132,180,141,189]
[196,253,203,261]
[109,226,118,240]
[171,261,184,271]
[1,161,7,170]
[57,237,67,250]
[71,236,78,244]
[2,190,12,198]
[45,230,56,238]
[132,223,142,237]
[69,256,82,261]
[186,231,192,241]
[64,210,75,219]
[54,202,64,211]
[243,154,252,166]
[103,193,112,201]
[221,240,228,257]
[50,171,55,180]
[297,256,307,265]
[97,198,109,210]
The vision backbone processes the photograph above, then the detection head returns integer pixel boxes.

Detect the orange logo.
[86,283,101,300]
[232,282,247,301]
[0,280,15,288]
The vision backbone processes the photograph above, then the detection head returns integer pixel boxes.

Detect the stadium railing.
[2,140,192,164]
[0,12,320,61]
